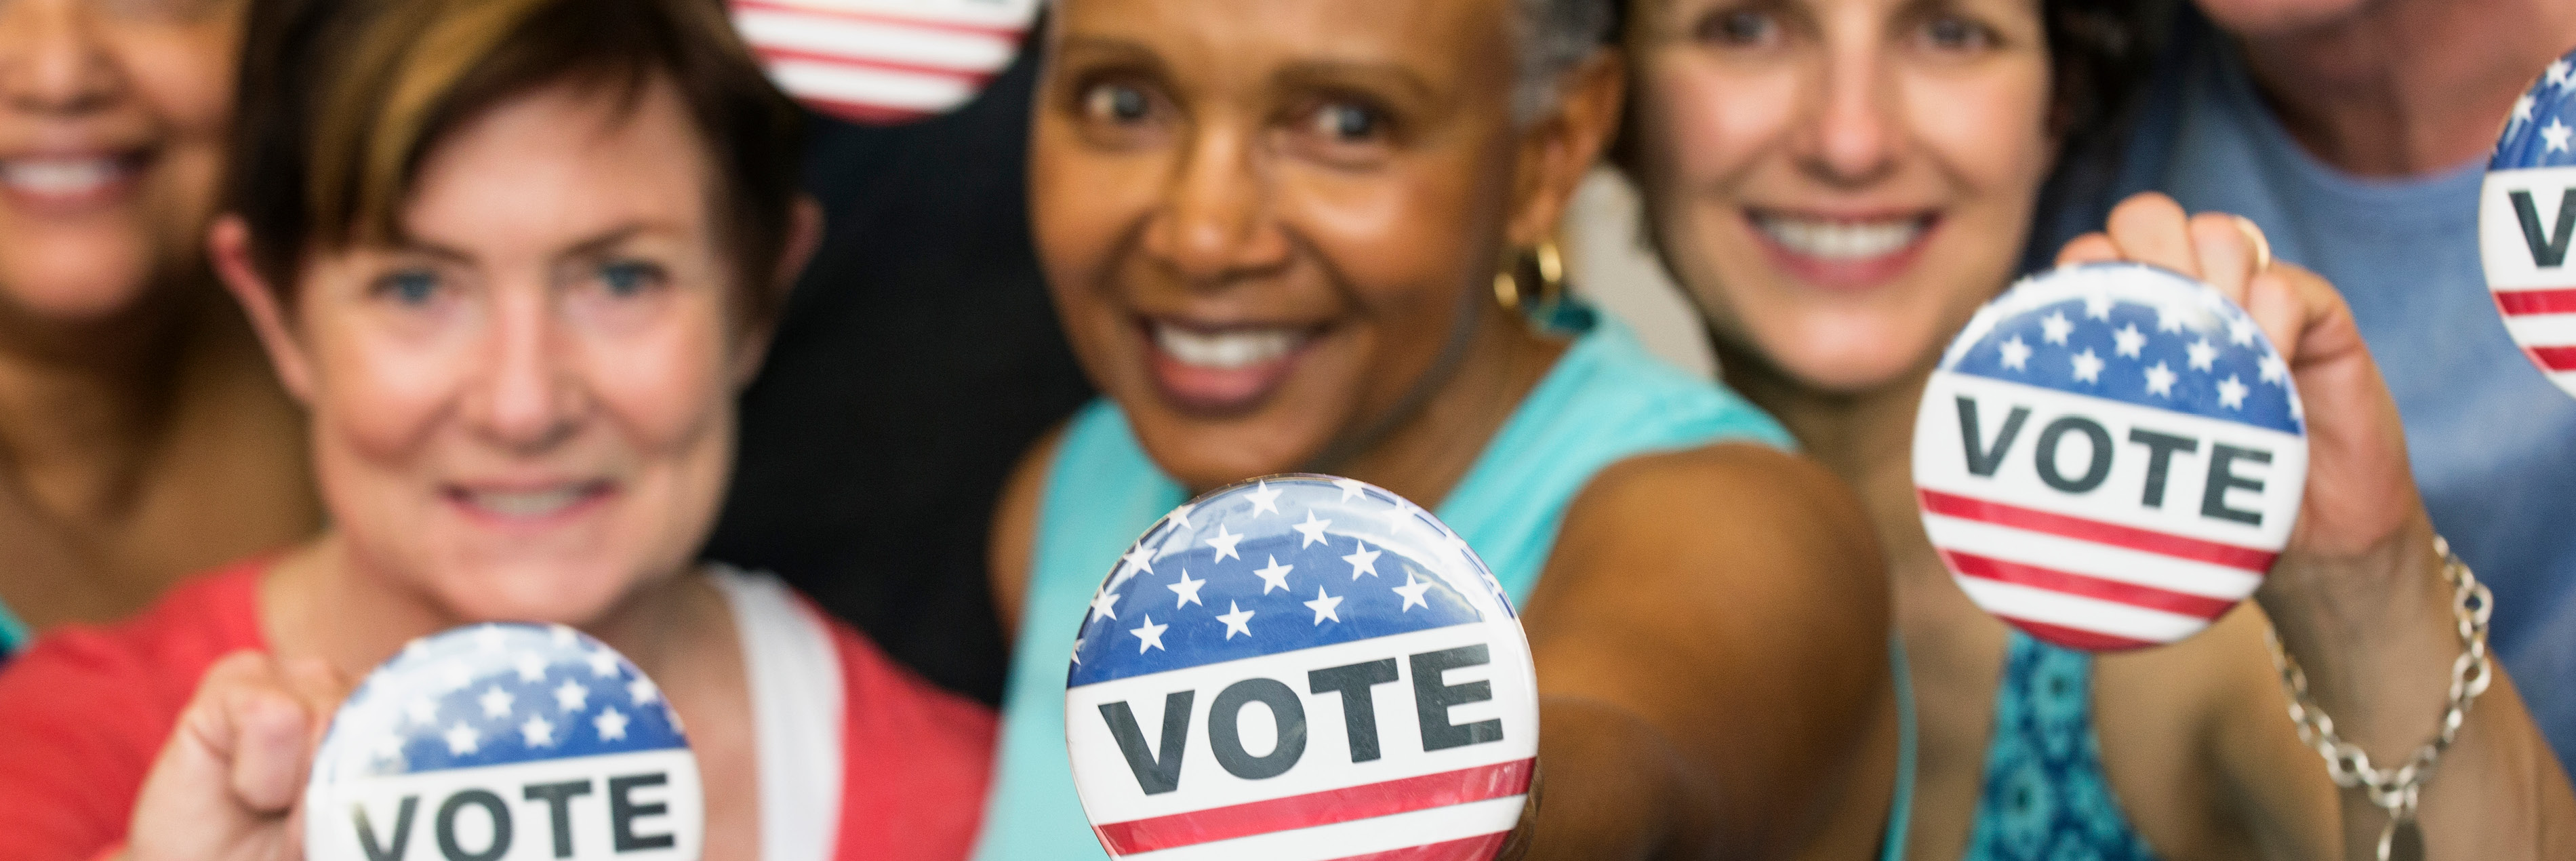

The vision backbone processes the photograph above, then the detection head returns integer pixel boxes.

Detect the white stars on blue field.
[1067,477,1490,687]
[1950,270,2302,435]
[2498,54,2576,168]
[330,623,686,779]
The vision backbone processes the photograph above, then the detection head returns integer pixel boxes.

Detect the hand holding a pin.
[2059,193,2576,860]
[124,652,350,861]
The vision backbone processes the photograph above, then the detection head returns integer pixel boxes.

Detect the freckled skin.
[127,77,821,861]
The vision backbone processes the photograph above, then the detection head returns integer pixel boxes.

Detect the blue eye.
[377,269,439,305]
[1919,16,1997,52]
[599,260,663,296]
[1700,9,1780,46]
[1315,102,1381,142]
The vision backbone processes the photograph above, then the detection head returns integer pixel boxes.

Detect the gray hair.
[1510,0,1613,123]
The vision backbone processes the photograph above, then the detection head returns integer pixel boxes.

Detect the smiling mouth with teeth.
[1746,210,1939,290]
[449,482,613,521]
[0,155,143,207]
[1753,213,1932,261]
[1144,321,1317,413]
[1154,324,1306,369]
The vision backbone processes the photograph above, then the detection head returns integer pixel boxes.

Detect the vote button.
[1912,263,2308,651]
[727,0,1041,125]
[2480,47,2576,401]
[1066,475,1537,860]
[304,623,701,860]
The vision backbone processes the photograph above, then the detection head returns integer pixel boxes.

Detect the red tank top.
[0,559,994,860]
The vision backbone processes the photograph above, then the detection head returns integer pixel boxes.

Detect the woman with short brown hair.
[0,1,994,858]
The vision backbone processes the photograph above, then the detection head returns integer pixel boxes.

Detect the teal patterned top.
[1962,630,2159,860]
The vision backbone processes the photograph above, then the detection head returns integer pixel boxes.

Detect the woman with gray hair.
[971,0,1904,857]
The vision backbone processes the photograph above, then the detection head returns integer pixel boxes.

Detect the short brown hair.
[227,0,805,323]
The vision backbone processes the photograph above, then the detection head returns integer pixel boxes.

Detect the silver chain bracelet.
[2263,535,2495,861]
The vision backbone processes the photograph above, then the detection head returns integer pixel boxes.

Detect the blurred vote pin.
[1914,263,2308,651]
[1066,475,1537,860]
[305,624,701,860]
[728,0,1040,125]
[2480,48,2576,400]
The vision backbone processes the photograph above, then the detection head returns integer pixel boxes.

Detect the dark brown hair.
[1608,0,2169,174]
[226,0,805,324]
[2038,0,2169,169]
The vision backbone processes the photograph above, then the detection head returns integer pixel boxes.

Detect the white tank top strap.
[709,563,845,861]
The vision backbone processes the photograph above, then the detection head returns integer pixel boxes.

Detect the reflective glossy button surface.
[305,623,701,860]
[1066,475,1536,860]
[1913,263,2308,651]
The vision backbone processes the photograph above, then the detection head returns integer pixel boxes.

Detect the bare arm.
[987,425,1066,643]
[1517,443,1899,860]
[2065,194,2576,860]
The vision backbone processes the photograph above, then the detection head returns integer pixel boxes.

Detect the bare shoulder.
[988,424,1068,641]
[1529,442,1887,639]
[1523,441,1889,707]
[1518,442,1897,854]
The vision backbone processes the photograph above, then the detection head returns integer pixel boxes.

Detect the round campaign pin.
[1913,263,2309,652]
[727,0,1039,125]
[1065,475,1537,861]
[2480,47,2576,401]
[304,623,702,861]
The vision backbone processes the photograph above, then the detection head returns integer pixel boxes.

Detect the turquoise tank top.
[1962,630,2158,860]
[974,308,1843,859]
[0,597,26,661]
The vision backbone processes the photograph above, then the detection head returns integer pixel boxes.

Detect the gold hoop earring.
[1493,239,1569,312]
[1531,239,1565,306]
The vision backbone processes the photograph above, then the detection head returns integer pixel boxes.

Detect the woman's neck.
[2236,0,2576,177]
[1721,346,1946,583]
[0,287,192,527]
[1323,299,1567,514]
[264,535,711,687]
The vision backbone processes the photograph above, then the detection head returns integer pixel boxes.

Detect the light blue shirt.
[970,309,1814,859]
[2149,30,2576,774]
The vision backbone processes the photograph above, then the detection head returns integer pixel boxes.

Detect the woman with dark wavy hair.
[1617,0,2576,856]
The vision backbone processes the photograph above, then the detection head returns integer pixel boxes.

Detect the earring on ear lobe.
[1531,239,1566,306]
[1492,239,1569,312]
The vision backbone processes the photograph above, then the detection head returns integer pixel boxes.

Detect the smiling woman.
[0,1,997,860]
[978,0,1901,858]
[1618,0,2576,858]
[0,0,320,658]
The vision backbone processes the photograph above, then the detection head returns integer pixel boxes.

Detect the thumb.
[212,664,324,814]
[273,657,353,860]
[130,652,322,861]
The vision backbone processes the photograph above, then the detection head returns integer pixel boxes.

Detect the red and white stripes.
[729,0,1037,125]
[2492,286,2576,393]
[1912,370,2303,652]
[2481,166,2576,398]
[1920,490,2273,651]
[1094,759,1529,861]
